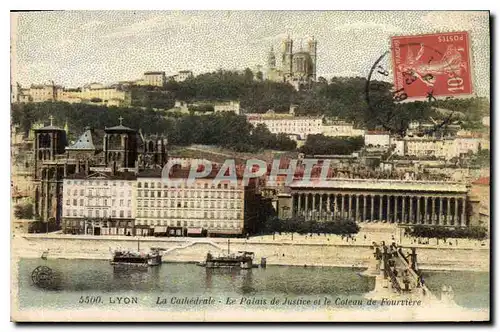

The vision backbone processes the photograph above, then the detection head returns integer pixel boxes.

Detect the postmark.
[391,31,473,99]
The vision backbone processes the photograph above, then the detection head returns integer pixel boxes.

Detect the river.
[15,258,489,312]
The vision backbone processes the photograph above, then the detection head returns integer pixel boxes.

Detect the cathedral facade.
[266,36,317,90]
[31,116,168,231]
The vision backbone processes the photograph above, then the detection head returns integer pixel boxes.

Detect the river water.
[16,258,489,312]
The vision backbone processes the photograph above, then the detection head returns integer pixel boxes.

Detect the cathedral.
[31,116,168,228]
[266,35,317,90]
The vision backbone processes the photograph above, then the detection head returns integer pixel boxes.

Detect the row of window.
[65,199,132,207]
[66,189,132,197]
[66,181,133,187]
[137,190,242,199]
[136,200,241,209]
[65,209,132,218]
[136,219,241,228]
[136,210,241,219]
[137,182,240,190]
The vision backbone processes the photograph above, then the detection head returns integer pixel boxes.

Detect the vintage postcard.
[10,10,490,322]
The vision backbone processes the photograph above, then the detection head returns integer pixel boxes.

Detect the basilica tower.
[308,36,318,81]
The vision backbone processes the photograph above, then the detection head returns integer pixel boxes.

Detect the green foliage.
[14,203,34,219]
[11,102,296,153]
[299,134,364,155]
[407,225,488,240]
[264,217,359,235]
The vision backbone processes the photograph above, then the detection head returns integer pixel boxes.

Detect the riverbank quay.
[12,231,489,272]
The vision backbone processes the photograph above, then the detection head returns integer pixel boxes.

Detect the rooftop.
[472,177,490,185]
[289,178,468,193]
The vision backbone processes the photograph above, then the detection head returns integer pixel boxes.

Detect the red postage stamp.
[391,31,473,99]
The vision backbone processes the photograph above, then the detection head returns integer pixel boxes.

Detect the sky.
[11,11,490,97]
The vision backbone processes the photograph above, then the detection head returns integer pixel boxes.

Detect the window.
[145,192,149,197]
[73,190,77,196]
[104,199,107,206]
[145,183,148,188]
[66,199,70,206]
[80,199,84,206]
[138,191,142,197]
[66,209,70,216]
[127,211,132,218]
[73,199,77,206]
[103,210,108,218]
[112,210,116,217]
[96,210,100,218]
[127,200,131,207]
[120,199,124,207]
[120,210,124,218]
[138,182,142,188]
[72,210,76,216]
[112,199,115,206]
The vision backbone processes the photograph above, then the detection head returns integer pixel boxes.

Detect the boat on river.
[110,239,162,266]
[198,251,255,269]
[198,239,255,269]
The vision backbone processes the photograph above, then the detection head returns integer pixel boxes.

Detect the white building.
[171,70,194,82]
[141,71,166,87]
[364,131,391,147]
[135,169,258,236]
[214,100,240,115]
[246,114,323,140]
[62,172,137,235]
[321,121,365,137]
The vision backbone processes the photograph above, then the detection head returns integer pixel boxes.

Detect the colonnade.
[291,192,468,227]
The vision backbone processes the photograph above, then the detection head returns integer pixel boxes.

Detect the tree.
[14,203,34,219]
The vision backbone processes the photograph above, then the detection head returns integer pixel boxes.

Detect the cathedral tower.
[267,46,276,69]
[308,36,318,81]
[281,35,293,77]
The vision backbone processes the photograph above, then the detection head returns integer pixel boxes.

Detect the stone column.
[387,195,391,223]
[461,197,466,227]
[370,195,375,221]
[423,197,428,224]
[416,197,421,224]
[394,196,399,223]
[446,197,451,225]
[454,197,459,226]
[347,194,352,219]
[439,197,444,225]
[341,195,345,218]
[326,195,330,212]
[379,196,383,221]
[312,194,316,212]
[298,194,302,217]
[431,197,436,225]
[401,196,406,223]
[305,194,309,217]
[319,194,323,213]
[363,195,367,222]
[409,196,413,223]
[335,195,340,217]
[356,195,360,222]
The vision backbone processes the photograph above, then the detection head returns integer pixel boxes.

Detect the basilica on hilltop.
[266,35,317,90]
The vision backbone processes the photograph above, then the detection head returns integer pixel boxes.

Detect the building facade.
[321,121,365,137]
[170,70,194,82]
[62,172,137,235]
[288,178,469,227]
[141,71,166,87]
[135,169,258,236]
[213,100,240,115]
[246,114,323,140]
